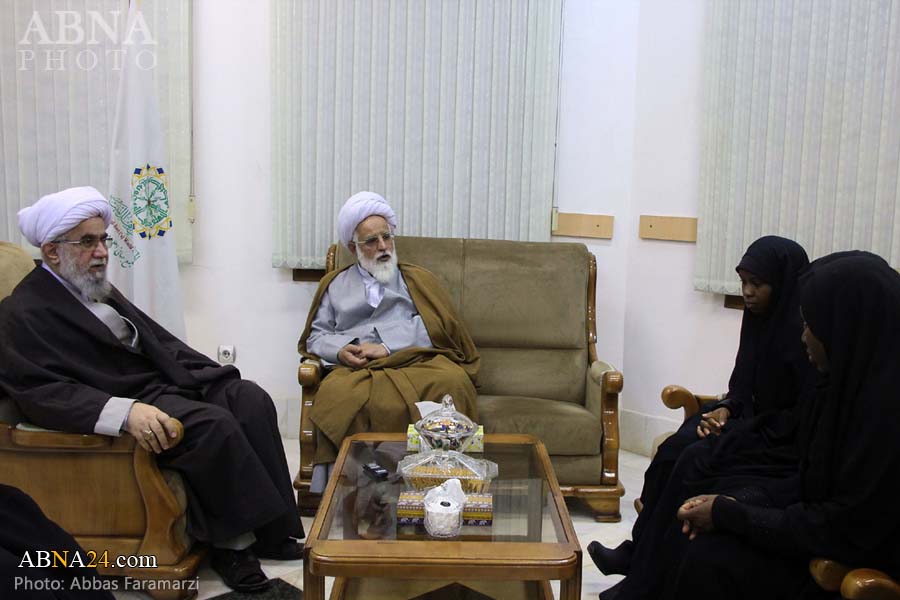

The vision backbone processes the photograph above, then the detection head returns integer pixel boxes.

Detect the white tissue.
[423,478,466,537]
[415,400,443,418]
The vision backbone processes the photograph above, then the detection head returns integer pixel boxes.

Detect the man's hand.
[697,406,731,438]
[358,342,389,360]
[677,494,725,540]
[338,343,369,368]
[125,403,179,454]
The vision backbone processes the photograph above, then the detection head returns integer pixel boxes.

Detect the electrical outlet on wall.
[217,345,236,364]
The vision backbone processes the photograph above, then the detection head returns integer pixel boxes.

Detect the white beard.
[358,249,398,285]
[59,250,112,302]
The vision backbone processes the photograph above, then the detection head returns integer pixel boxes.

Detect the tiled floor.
[113,438,649,600]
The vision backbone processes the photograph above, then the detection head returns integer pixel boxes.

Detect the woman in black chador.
[589,236,812,577]
[670,252,900,599]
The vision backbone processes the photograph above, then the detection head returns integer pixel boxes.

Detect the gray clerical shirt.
[306,264,432,365]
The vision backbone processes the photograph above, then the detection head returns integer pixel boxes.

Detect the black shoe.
[252,538,304,560]
[587,539,634,576]
[210,548,270,593]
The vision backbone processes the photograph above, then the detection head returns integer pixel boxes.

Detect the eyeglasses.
[53,234,114,251]
[354,232,394,248]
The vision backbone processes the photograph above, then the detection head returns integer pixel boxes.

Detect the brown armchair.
[0,241,203,600]
[658,384,900,600]
[295,236,625,521]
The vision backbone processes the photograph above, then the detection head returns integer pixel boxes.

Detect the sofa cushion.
[477,395,602,456]
[550,454,605,486]
[334,237,590,350]
[476,347,587,404]
[1,241,36,299]
[461,240,588,350]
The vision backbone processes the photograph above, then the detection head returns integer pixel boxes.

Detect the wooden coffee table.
[303,433,582,600]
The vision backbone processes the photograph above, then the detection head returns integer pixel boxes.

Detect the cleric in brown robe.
[298,192,480,490]
[0,187,302,594]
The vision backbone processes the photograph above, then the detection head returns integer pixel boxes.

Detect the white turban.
[17,186,111,247]
[337,191,397,248]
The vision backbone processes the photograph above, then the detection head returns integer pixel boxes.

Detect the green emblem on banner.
[108,194,141,268]
[131,164,172,239]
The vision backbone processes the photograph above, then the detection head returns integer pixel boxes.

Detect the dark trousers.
[151,378,303,545]
[0,484,114,600]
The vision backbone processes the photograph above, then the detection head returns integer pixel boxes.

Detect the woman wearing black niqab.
[590,236,812,579]
[671,252,900,599]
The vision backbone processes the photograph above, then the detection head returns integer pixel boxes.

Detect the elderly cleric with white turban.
[18,186,111,247]
[337,191,398,249]
[337,190,401,292]
[2,186,306,592]
[299,191,480,493]
[16,186,114,302]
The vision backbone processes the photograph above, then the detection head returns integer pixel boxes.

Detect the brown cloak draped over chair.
[298,262,480,465]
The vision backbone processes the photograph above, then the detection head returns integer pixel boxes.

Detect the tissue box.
[407,424,483,452]
[397,490,493,526]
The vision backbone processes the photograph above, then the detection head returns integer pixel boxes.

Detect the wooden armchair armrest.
[660,385,724,421]
[811,558,852,592]
[586,360,624,486]
[810,559,900,599]
[0,419,189,565]
[298,359,322,387]
[11,429,113,449]
[841,568,900,599]
[298,363,322,488]
[586,361,623,415]
[3,419,185,452]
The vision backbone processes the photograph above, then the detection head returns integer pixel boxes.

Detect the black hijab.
[726,236,810,417]
[789,252,900,570]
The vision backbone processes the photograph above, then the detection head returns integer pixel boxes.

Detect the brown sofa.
[295,236,625,521]
[0,241,202,600]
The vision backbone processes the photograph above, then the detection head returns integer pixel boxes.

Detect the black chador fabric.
[0,267,302,545]
[669,252,900,599]
[724,235,812,418]
[788,252,900,569]
[1,484,114,600]
[633,236,810,542]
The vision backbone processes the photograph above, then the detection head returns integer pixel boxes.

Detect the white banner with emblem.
[106,0,185,340]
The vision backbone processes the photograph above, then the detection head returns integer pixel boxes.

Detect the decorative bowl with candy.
[398,449,497,493]
[414,395,478,452]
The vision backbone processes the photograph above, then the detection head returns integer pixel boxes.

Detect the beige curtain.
[271,0,563,269]
[695,0,900,294]
[0,0,193,262]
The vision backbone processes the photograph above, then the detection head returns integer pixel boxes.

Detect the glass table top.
[319,437,570,545]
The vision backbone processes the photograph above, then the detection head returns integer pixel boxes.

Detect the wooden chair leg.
[298,490,322,516]
[584,496,621,522]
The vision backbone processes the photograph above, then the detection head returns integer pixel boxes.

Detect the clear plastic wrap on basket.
[414,395,478,452]
[398,449,497,493]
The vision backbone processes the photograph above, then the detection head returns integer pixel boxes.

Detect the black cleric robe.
[0,267,302,545]
[0,484,114,600]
